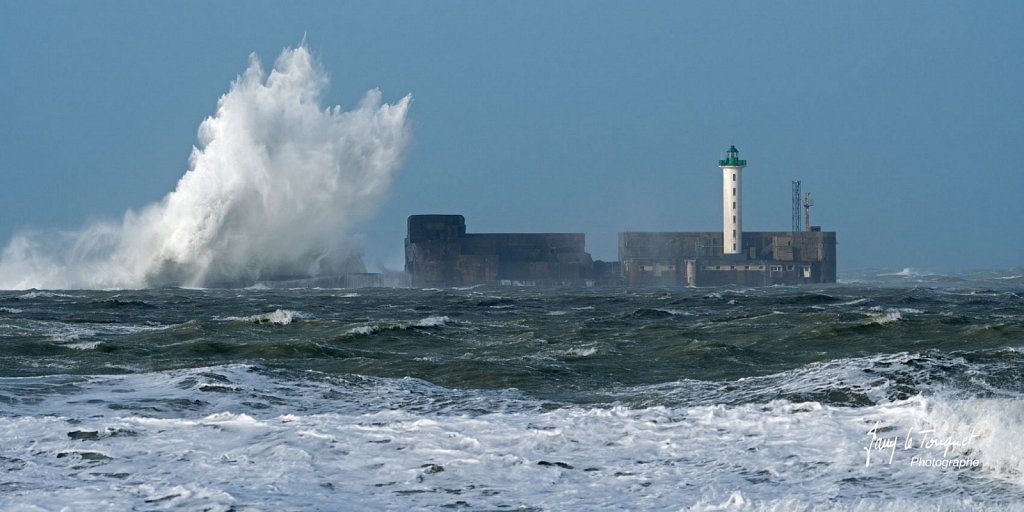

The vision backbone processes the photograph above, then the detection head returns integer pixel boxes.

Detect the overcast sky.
[2,1,1022,273]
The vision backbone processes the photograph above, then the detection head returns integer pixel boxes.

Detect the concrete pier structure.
[404,146,838,287]
[618,230,836,286]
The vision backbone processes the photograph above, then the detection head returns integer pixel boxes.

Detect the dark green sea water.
[1,270,1022,510]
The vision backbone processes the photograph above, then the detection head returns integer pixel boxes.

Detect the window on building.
[732,229,736,237]
[732,202,736,209]
[732,188,736,196]
[732,244,736,251]
[732,174,736,181]
[771,265,783,272]
[732,215,736,223]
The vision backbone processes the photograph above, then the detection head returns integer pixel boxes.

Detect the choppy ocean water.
[1,269,1022,511]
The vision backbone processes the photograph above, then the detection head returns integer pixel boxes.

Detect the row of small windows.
[704,264,767,271]
[765,265,808,272]
[636,262,815,274]
[637,264,676,272]
[696,265,812,273]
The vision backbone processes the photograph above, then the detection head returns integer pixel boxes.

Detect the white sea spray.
[0,45,411,290]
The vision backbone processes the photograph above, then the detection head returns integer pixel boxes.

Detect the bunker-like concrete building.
[404,215,603,287]
[617,230,836,286]
[405,146,836,287]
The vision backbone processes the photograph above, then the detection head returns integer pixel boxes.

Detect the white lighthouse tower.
[718,145,747,255]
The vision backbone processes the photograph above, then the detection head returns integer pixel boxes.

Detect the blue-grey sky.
[2,1,1022,273]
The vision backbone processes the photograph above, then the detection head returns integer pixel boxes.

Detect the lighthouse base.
[618,230,836,286]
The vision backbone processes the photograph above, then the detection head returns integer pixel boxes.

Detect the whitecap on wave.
[218,309,309,325]
[344,315,456,336]
[16,291,76,299]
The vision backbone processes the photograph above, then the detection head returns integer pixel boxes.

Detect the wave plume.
[0,45,411,289]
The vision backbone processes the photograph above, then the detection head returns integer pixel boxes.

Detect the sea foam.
[0,365,1016,511]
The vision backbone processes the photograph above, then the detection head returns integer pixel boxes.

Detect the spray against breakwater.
[0,45,412,290]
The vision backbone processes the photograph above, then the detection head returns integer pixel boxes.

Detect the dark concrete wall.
[618,232,723,261]
[407,214,467,243]
[405,215,595,287]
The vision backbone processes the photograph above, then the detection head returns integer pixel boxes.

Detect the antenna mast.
[803,192,814,231]
[791,181,802,232]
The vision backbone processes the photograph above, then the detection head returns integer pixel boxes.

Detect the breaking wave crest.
[0,45,411,290]
[218,309,308,326]
[344,315,455,336]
